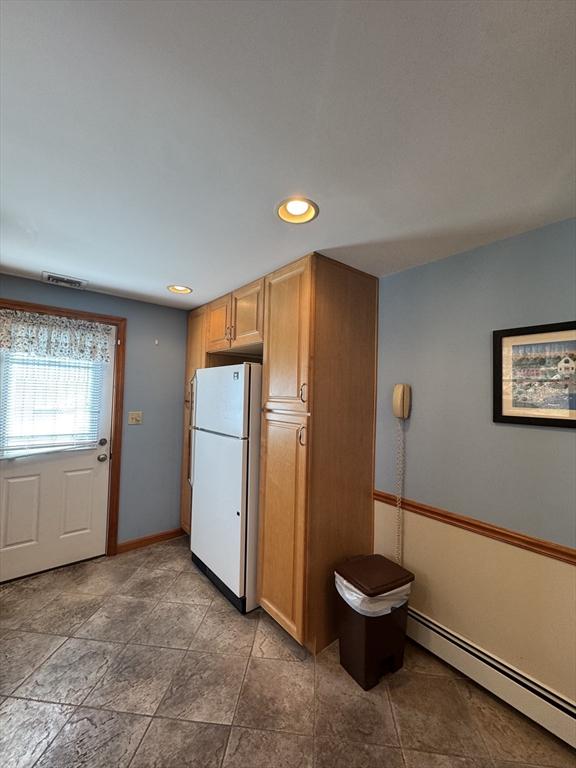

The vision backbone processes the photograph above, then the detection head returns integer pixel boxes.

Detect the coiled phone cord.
[394,417,406,565]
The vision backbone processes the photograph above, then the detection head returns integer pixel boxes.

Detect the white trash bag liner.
[335,573,410,617]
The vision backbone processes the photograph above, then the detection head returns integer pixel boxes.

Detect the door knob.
[97,454,108,462]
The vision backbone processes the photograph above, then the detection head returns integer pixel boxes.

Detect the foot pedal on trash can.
[335,555,415,690]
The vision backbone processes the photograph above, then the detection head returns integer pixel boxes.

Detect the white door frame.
[0,298,126,558]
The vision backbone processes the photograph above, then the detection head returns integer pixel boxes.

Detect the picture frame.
[493,321,576,428]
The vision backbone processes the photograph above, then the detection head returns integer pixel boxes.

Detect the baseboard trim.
[374,490,575,565]
[407,607,576,746]
[116,528,185,553]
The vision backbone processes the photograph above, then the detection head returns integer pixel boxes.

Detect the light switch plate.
[128,411,143,425]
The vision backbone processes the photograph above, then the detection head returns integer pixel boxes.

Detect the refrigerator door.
[194,364,249,438]
[191,429,247,597]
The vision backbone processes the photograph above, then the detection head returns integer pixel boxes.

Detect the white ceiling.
[1,0,574,308]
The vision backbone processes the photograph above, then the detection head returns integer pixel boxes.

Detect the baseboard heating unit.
[407,608,575,747]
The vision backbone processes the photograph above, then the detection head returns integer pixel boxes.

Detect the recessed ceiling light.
[167,284,193,294]
[277,197,319,224]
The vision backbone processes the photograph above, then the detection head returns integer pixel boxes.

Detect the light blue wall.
[376,219,576,547]
[0,274,188,542]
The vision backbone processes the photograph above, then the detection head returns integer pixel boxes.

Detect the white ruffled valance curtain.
[0,310,113,362]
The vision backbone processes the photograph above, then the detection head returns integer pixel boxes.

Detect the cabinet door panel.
[231,278,264,348]
[180,308,207,533]
[263,258,310,412]
[258,412,307,643]
[206,295,231,351]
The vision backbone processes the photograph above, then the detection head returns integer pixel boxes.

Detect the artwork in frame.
[493,321,576,428]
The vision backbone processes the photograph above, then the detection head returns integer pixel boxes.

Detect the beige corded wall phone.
[392,384,411,564]
[392,383,411,420]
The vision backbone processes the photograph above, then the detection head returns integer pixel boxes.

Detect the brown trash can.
[335,554,415,690]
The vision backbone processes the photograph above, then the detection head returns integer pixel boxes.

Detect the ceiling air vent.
[42,272,88,289]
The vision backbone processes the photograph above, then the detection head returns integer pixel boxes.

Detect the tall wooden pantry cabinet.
[258,253,378,653]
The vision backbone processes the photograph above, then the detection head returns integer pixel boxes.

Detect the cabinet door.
[231,278,264,348]
[206,294,231,352]
[258,412,308,643]
[180,308,207,533]
[262,257,311,412]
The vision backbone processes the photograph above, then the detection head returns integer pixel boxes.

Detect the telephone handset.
[392,384,411,564]
[392,383,411,419]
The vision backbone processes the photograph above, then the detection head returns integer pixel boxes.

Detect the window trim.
[0,298,126,556]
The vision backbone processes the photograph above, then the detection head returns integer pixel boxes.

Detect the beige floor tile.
[117,567,178,599]
[0,585,58,629]
[252,612,310,662]
[157,651,247,725]
[0,630,66,695]
[457,679,575,767]
[163,572,220,605]
[34,706,149,768]
[129,601,208,648]
[234,657,315,735]
[315,738,404,768]
[223,727,313,767]
[0,697,73,768]
[388,672,488,758]
[189,598,258,657]
[83,644,184,715]
[19,592,103,635]
[315,642,399,747]
[15,637,122,704]
[66,560,137,596]
[403,641,459,677]
[403,750,495,767]
[131,718,229,768]
[73,595,157,641]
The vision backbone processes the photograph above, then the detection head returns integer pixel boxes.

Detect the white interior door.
[0,328,116,581]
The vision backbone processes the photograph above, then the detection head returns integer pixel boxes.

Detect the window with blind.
[0,351,105,458]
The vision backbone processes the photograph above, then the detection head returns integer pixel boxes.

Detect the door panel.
[258,411,308,643]
[263,258,310,412]
[231,278,264,348]
[0,448,110,580]
[2,475,40,547]
[0,328,115,582]
[191,430,247,597]
[206,295,231,352]
[62,469,94,535]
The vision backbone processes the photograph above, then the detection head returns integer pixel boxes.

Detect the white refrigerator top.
[194,363,256,438]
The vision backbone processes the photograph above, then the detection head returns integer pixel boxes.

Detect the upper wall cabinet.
[206,295,232,352]
[231,278,264,348]
[205,278,265,352]
[262,257,311,413]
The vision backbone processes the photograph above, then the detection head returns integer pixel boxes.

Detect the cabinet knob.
[299,383,307,403]
[298,426,307,447]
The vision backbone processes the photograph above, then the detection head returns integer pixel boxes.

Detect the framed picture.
[493,321,576,428]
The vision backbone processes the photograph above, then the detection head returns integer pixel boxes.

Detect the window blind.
[0,350,106,458]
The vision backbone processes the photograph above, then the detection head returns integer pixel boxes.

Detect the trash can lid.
[335,554,414,597]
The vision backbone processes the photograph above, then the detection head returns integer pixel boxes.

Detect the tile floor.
[0,536,573,768]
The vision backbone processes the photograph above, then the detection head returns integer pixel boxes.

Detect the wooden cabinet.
[258,412,308,642]
[262,259,310,413]
[205,295,231,352]
[258,254,378,653]
[231,278,264,348]
[180,307,207,533]
[179,253,377,654]
[205,278,264,352]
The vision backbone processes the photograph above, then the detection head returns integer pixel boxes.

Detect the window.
[0,351,105,458]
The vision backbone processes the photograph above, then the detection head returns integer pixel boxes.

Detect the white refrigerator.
[190,363,261,612]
